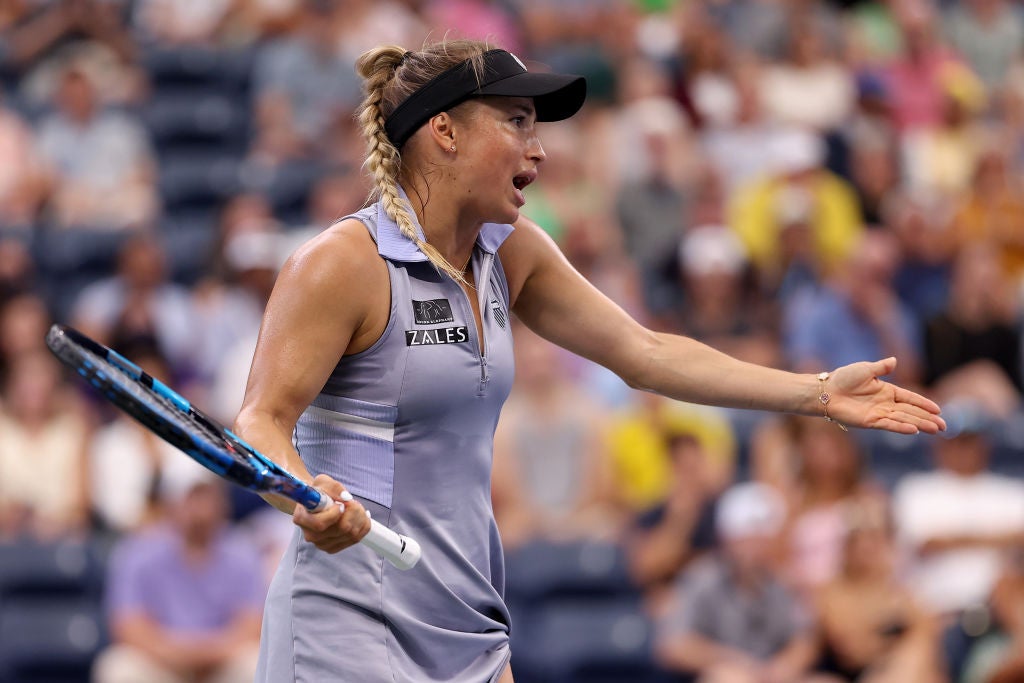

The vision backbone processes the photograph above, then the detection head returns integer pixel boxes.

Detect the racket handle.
[361,520,422,571]
[312,492,422,570]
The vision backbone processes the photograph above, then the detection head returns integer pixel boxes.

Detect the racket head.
[45,324,323,510]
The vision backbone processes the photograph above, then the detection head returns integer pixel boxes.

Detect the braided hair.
[355,40,492,283]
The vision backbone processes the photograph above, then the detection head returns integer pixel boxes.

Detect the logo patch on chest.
[490,298,507,329]
[405,326,470,346]
[412,299,454,325]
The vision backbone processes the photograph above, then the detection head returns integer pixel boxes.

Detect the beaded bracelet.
[816,371,848,431]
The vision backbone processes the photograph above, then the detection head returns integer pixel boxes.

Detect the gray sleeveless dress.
[256,200,517,682]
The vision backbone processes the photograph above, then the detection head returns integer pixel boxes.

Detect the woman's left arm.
[503,218,944,435]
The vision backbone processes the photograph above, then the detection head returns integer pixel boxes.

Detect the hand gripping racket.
[46,324,421,570]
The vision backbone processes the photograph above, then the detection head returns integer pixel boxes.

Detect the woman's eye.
[511,116,525,127]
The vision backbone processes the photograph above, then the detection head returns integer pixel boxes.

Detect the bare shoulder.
[282,217,384,290]
[267,216,389,349]
[499,215,562,306]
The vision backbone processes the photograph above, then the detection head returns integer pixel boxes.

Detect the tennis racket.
[46,324,421,570]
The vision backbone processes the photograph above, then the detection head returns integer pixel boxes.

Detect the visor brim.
[475,72,587,122]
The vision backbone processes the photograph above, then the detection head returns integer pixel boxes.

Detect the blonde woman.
[233,39,945,683]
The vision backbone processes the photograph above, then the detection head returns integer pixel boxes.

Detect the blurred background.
[1,0,1024,681]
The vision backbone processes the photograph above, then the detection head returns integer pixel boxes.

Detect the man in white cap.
[655,482,824,683]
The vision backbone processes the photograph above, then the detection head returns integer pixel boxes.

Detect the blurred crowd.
[1,0,1024,681]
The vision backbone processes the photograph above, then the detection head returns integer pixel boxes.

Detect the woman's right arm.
[232,219,390,547]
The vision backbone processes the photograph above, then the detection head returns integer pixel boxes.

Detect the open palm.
[827,357,945,435]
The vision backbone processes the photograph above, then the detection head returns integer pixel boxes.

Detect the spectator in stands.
[335,0,427,68]
[844,0,903,66]
[894,403,1024,680]
[901,60,988,203]
[923,244,1022,416]
[953,550,1024,683]
[0,290,49,378]
[0,237,37,303]
[778,416,888,596]
[605,391,736,516]
[784,230,921,386]
[943,0,1023,93]
[249,0,362,165]
[0,0,136,79]
[815,506,945,683]
[492,323,621,549]
[710,0,844,64]
[701,61,792,196]
[671,223,780,367]
[943,144,1024,285]
[846,130,899,227]
[0,347,91,540]
[884,2,968,133]
[962,551,1024,683]
[615,96,693,317]
[729,126,863,294]
[93,468,264,683]
[422,0,524,57]
[627,431,723,607]
[673,19,740,130]
[71,232,199,376]
[655,482,824,683]
[131,0,234,46]
[886,196,951,325]
[758,18,855,134]
[35,64,158,229]
[0,92,44,227]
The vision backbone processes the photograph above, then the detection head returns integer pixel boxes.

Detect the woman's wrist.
[815,371,848,431]
[797,372,821,416]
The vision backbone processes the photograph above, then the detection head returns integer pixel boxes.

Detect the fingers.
[312,473,348,500]
[871,417,919,435]
[294,475,372,554]
[872,356,898,378]
[893,385,943,416]
[879,409,945,435]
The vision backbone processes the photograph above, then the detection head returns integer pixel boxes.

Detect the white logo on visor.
[509,52,527,71]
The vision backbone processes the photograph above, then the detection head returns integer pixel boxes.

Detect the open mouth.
[512,172,536,191]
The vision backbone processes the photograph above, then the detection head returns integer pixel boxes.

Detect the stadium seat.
[0,538,105,602]
[237,158,323,223]
[142,46,253,97]
[0,595,107,683]
[31,227,132,320]
[857,430,933,491]
[158,151,241,215]
[144,92,248,155]
[504,538,635,603]
[511,595,658,683]
[161,209,221,284]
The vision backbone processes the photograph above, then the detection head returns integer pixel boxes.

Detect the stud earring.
[449,144,456,152]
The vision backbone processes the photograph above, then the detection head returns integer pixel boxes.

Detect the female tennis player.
[233,39,945,682]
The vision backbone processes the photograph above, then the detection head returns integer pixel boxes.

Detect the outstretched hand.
[827,357,946,435]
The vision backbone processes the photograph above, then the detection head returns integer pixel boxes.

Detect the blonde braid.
[355,46,469,284]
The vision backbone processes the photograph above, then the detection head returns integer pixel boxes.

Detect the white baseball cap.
[716,482,786,540]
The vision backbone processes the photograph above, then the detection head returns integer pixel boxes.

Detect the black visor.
[383,49,586,148]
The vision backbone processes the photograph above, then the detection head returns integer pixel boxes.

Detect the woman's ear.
[427,111,457,153]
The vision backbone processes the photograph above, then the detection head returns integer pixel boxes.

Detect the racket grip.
[361,521,422,571]
[311,492,422,570]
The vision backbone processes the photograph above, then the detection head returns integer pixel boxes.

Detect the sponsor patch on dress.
[405,326,470,346]
[412,299,454,325]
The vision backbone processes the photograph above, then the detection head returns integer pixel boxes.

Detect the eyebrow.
[508,102,536,118]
